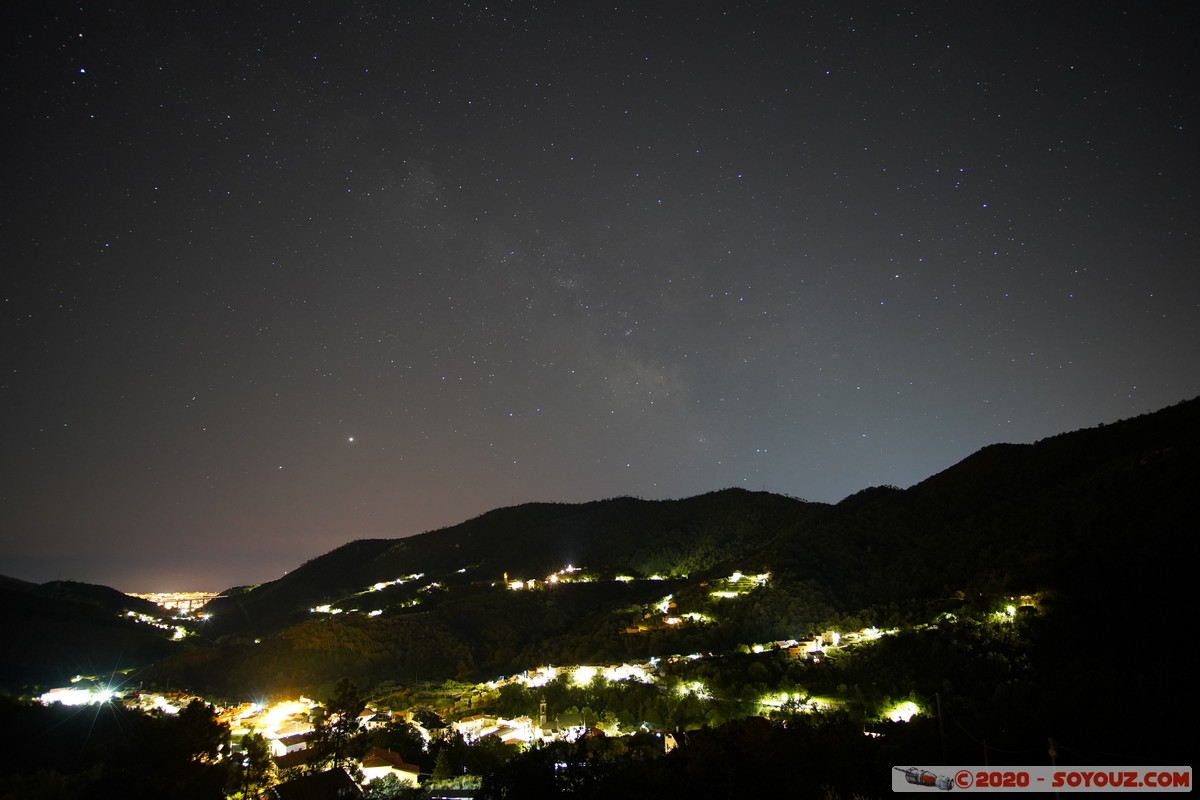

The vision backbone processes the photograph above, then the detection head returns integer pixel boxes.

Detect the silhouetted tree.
[228,731,273,799]
[309,677,367,779]
[363,772,424,799]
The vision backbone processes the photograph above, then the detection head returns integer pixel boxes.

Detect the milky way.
[2,3,1197,590]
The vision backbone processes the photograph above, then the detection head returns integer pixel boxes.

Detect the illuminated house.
[538,712,586,743]
[452,713,498,741]
[359,747,420,786]
[406,708,449,743]
[357,707,391,730]
[275,731,315,757]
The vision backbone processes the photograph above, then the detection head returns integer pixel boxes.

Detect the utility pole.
[1048,737,1059,799]
[935,692,947,764]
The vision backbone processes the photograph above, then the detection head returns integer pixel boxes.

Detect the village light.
[991,604,1017,623]
[39,686,112,706]
[885,701,921,722]
[758,691,788,709]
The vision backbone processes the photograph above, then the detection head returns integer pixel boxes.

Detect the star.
[1,2,1195,591]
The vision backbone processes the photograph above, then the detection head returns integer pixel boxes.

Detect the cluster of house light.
[366,573,425,593]
[48,586,1044,765]
[39,679,186,715]
[709,570,770,599]
[43,621,939,750]
[39,685,115,707]
[312,574,447,615]
[640,570,770,625]
[490,662,658,691]
[506,564,593,590]
[203,567,1026,741]
[125,609,190,640]
[302,563,706,616]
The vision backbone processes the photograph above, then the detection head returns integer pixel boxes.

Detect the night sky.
[3,3,1197,592]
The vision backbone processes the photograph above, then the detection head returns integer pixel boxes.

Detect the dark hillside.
[7,397,1196,753]
[33,580,165,617]
[207,538,398,633]
[160,398,1200,701]
[770,398,1200,611]
[204,489,822,636]
[0,581,179,693]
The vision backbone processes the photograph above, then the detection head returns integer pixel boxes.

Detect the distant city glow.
[128,591,219,613]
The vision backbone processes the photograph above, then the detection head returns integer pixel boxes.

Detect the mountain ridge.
[3,396,1196,705]
[146,396,1195,699]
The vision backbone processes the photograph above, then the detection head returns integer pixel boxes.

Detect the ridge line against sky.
[2,2,1197,591]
